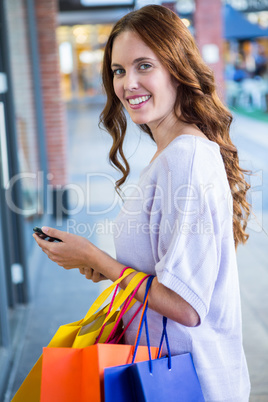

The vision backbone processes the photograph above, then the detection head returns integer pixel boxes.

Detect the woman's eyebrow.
[132,57,155,64]
[111,57,156,68]
[111,63,123,69]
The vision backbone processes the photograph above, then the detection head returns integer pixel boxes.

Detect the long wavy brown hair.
[99,5,251,248]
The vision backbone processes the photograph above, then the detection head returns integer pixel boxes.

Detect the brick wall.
[35,0,67,188]
[195,0,225,98]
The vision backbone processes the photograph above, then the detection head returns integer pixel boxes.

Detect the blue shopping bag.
[129,311,205,402]
[130,352,204,401]
[104,277,205,401]
[131,329,204,401]
[104,363,135,402]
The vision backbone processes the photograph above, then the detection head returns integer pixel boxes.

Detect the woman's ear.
[173,77,180,88]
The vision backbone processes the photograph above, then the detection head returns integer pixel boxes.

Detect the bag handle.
[105,274,150,344]
[131,276,154,365]
[110,298,143,344]
[82,268,145,324]
[94,267,133,343]
[131,276,172,372]
[105,266,131,315]
[98,272,149,328]
[157,316,171,370]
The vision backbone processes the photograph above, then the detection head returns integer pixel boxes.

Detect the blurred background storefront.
[0,0,42,395]
[57,23,112,102]
[0,0,268,400]
[56,0,268,111]
[224,1,268,114]
[57,0,136,102]
[0,0,67,396]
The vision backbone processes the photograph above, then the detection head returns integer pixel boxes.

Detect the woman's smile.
[127,95,152,108]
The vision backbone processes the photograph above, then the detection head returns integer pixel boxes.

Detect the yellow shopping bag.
[12,268,146,402]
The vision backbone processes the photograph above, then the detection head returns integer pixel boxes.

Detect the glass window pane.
[57,23,113,101]
[4,0,41,217]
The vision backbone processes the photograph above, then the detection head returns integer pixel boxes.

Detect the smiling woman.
[33,5,251,401]
[98,5,251,400]
[100,5,251,247]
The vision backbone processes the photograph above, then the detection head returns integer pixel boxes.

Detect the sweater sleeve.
[150,138,230,323]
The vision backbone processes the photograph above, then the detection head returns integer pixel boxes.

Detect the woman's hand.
[33,226,107,282]
[78,267,107,282]
[33,227,199,326]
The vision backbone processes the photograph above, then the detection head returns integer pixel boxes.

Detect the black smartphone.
[33,226,62,242]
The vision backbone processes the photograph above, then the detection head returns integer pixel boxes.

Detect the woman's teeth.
[128,95,151,105]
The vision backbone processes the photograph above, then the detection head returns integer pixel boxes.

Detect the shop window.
[57,24,113,101]
[4,0,41,217]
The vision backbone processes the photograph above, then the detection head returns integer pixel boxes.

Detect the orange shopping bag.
[40,275,157,402]
[40,343,158,402]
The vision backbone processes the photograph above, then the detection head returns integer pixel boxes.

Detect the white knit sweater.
[114,135,250,401]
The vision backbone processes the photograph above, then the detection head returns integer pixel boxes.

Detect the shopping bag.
[12,268,146,402]
[104,278,205,402]
[131,352,204,401]
[129,316,205,401]
[104,363,136,402]
[40,276,156,402]
[40,343,158,402]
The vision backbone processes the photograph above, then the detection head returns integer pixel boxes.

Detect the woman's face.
[111,30,178,130]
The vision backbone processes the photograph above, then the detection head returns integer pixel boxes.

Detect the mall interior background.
[0,0,268,399]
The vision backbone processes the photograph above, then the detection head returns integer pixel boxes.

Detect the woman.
[34,5,251,400]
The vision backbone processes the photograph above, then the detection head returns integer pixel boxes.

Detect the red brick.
[195,0,224,96]
[35,0,67,187]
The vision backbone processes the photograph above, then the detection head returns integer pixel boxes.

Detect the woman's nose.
[123,72,139,91]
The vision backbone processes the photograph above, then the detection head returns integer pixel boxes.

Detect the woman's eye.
[113,68,124,76]
[140,64,151,70]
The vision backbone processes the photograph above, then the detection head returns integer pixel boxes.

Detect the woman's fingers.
[33,230,91,270]
[79,267,94,279]
[84,268,94,280]
[80,268,106,282]
[41,226,65,242]
[33,228,106,279]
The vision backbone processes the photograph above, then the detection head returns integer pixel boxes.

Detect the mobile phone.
[33,226,62,242]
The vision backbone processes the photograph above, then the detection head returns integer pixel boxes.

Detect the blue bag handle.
[157,316,172,370]
[132,275,154,366]
[131,276,172,373]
